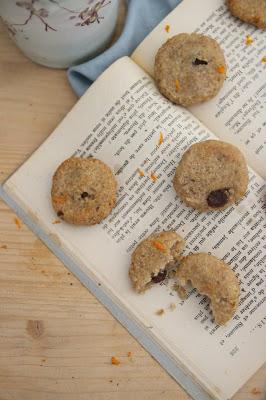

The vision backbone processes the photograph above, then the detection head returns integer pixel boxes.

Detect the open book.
[2,1,266,399]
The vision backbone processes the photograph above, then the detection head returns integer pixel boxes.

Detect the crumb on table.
[111,356,120,365]
[251,388,261,395]
[14,217,22,229]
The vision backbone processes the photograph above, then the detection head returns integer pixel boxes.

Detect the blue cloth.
[68,0,181,96]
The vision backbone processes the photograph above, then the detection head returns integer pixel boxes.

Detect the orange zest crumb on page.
[137,168,145,177]
[14,217,22,229]
[165,24,170,33]
[150,172,157,182]
[175,79,180,91]
[245,35,253,45]
[111,356,120,365]
[261,56,266,63]
[158,132,164,146]
[155,309,165,316]
[52,220,61,224]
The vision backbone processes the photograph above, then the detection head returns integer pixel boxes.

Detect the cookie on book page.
[129,231,185,293]
[154,33,227,107]
[51,157,117,225]
[176,253,240,325]
[227,0,266,29]
[173,140,248,212]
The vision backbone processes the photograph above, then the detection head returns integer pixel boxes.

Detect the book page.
[4,57,266,400]
[131,0,266,180]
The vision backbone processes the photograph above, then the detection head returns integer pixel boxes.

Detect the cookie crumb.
[216,65,226,74]
[0,245,7,249]
[109,379,113,383]
[151,240,166,252]
[150,172,157,182]
[251,388,261,395]
[165,24,170,33]
[175,79,180,91]
[42,359,46,363]
[127,351,132,358]
[155,308,165,316]
[138,168,145,177]
[52,219,61,224]
[111,356,120,365]
[168,303,176,311]
[173,283,187,300]
[14,217,22,229]
[158,132,164,146]
[245,35,253,45]
[261,56,266,63]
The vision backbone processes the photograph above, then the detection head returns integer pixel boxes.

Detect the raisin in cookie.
[51,157,117,225]
[227,0,266,29]
[176,253,240,325]
[129,231,185,293]
[154,33,226,107]
[173,140,248,212]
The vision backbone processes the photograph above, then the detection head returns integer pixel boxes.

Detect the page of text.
[132,0,266,179]
[4,57,266,400]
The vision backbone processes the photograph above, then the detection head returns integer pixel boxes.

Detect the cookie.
[176,253,240,325]
[51,157,117,225]
[173,140,248,212]
[154,33,227,107]
[129,231,185,293]
[227,0,266,29]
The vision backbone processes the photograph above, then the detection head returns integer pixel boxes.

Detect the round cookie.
[51,157,117,225]
[176,253,240,325]
[129,231,185,293]
[154,33,227,107]
[227,0,266,29]
[173,140,248,212]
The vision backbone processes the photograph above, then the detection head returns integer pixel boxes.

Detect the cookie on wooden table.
[227,0,266,29]
[51,157,117,225]
[176,253,240,325]
[173,140,248,212]
[154,33,227,107]
[129,231,185,293]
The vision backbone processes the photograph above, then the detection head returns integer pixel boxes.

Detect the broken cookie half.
[176,253,240,325]
[129,231,185,293]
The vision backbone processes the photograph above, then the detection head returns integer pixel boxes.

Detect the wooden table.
[0,6,265,400]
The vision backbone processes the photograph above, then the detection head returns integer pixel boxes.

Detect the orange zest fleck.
[150,172,157,182]
[158,132,164,146]
[137,168,145,177]
[245,35,253,45]
[52,220,61,224]
[111,356,120,366]
[216,65,226,74]
[251,388,261,395]
[151,240,166,252]
[127,351,132,358]
[0,245,7,249]
[14,217,22,229]
[261,56,266,63]
[165,24,170,33]
[53,195,66,205]
[175,79,180,91]
[155,309,165,316]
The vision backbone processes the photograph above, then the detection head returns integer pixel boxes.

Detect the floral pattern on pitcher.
[4,0,111,35]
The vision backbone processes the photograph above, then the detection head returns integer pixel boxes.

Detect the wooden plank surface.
[0,4,265,400]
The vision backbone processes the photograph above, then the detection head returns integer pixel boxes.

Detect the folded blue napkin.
[68,0,182,96]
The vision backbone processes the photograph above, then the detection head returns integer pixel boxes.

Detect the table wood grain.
[0,5,265,400]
